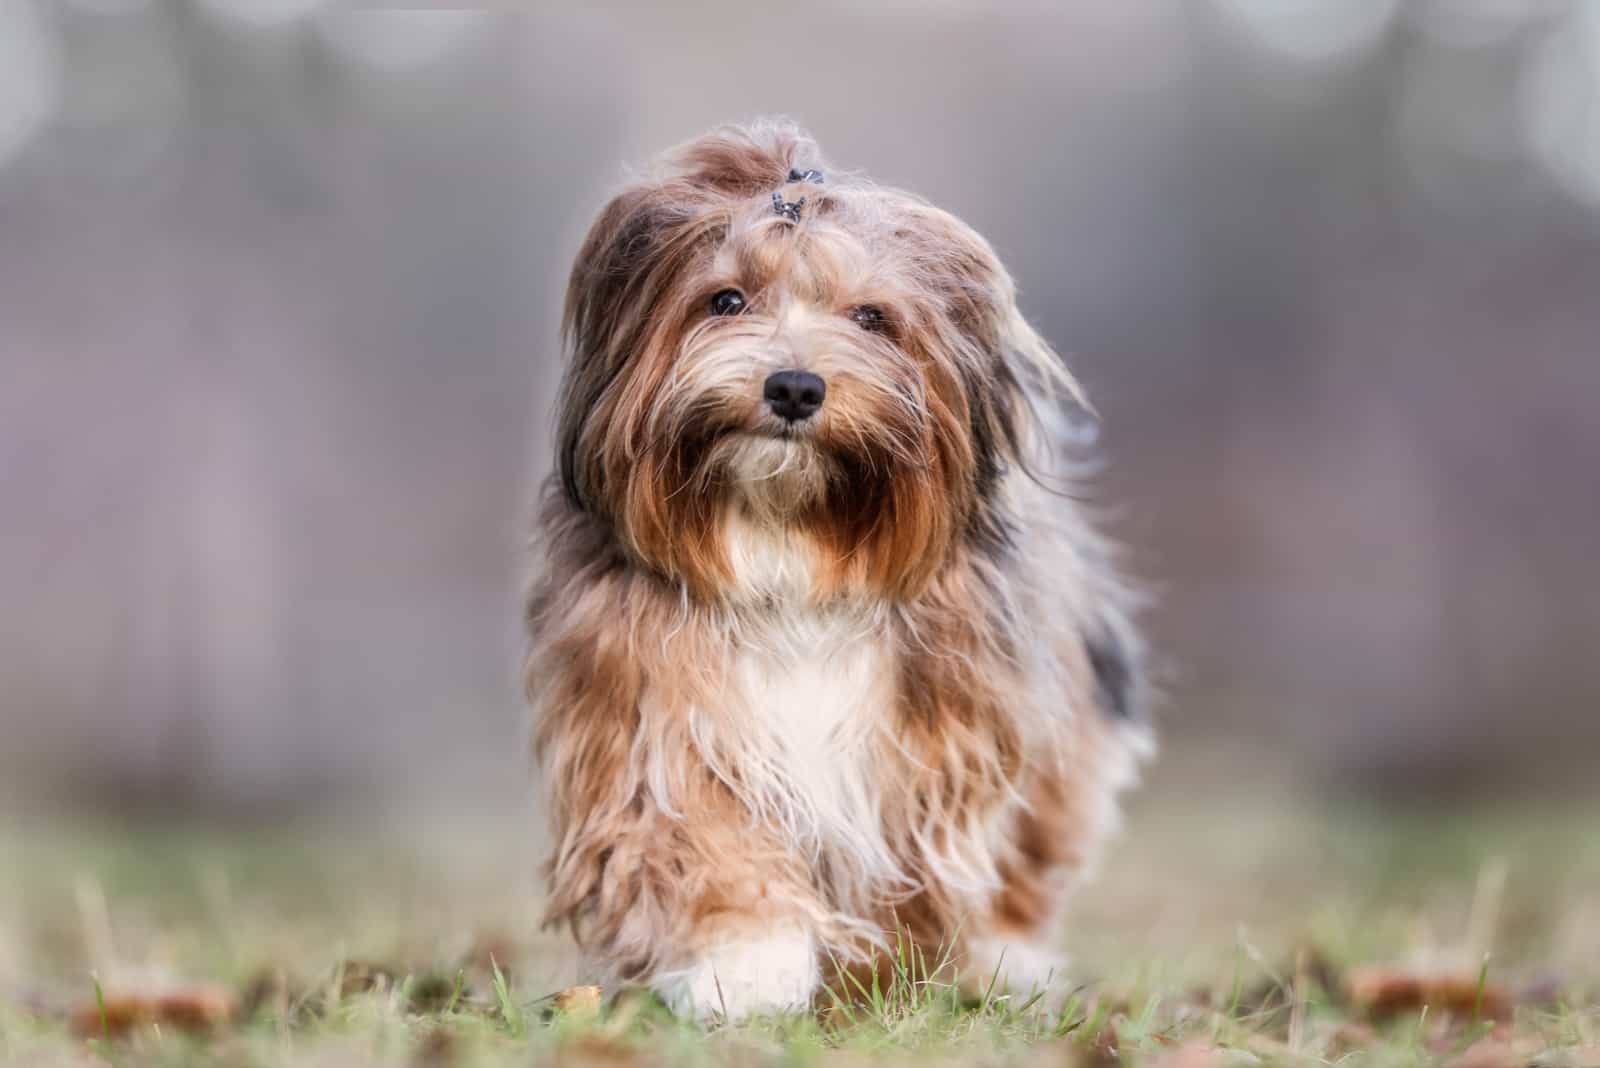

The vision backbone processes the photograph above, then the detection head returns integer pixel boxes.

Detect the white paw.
[964,936,1066,1000]
[656,926,818,1023]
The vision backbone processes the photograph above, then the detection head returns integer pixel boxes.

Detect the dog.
[525,121,1150,1022]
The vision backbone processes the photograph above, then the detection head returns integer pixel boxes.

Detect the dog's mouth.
[718,430,829,512]
[725,429,820,463]
[744,417,819,442]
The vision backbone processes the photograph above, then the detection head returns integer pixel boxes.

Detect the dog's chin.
[721,431,830,520]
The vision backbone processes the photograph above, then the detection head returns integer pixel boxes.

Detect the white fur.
[696,509,911,915]
[656,925,818,1022]
[964,934,1065,998]
[722,505,820,604]
[726,603,897,874]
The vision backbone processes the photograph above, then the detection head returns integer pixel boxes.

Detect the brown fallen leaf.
[552,1033,643,1068]
[1346,965,1513,1021]
[70,984,237,1038]
[551,985,603,1017]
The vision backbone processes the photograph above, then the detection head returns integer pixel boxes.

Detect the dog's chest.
[714,520,896,859]
[731,612,884,774]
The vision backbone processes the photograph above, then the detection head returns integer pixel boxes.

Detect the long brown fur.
[526,120,1151,1020]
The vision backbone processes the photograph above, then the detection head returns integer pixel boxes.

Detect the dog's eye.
[709,289,746,317]
[850,305,888,333]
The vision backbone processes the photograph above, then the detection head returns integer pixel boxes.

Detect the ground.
[2,748,1597,1066]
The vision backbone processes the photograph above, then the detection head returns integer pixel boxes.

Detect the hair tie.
[772,192,806,222]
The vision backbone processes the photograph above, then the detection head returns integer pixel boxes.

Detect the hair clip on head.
[772,191,806,223]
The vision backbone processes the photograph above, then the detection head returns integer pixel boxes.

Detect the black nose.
[763,370,826,422]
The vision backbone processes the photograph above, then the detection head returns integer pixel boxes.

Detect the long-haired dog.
[526,121,1150,1021]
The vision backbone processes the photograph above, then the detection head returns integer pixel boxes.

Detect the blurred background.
[4,0,1599,818]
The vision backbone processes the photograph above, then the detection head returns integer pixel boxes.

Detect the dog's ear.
[557,183,721,512]
[905,209,1091,512]
[559,185,658,509]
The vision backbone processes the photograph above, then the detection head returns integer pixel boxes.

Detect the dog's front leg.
[654,916,819,1023]
[549,811,827,1024]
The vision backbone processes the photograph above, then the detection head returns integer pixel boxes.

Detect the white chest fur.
[729,610,888,837]
[700,514,901,887]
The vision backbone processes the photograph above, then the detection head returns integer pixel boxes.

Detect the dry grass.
[2,750,1597,1066]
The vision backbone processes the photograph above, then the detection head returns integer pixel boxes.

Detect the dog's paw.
[962,935,1068,1004]
[657,926,818,1023]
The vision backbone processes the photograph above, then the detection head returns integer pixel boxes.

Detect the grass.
[1,750,1597,1066]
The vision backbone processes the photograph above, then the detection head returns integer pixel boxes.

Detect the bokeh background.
[5,0,1599,818]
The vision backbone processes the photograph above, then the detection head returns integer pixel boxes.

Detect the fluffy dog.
[526,121,1150,1021]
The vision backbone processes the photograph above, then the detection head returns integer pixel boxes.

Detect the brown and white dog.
[525,121,1150,1022]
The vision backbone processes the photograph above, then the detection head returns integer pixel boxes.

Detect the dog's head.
[556,121,1080,600]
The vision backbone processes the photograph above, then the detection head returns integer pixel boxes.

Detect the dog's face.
[557,126,1065,600]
